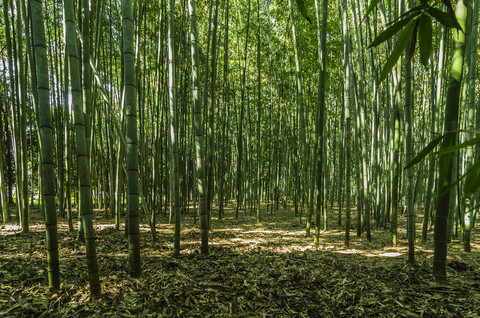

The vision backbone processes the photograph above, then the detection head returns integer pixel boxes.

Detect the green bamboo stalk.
[288,0,308,236]
[64,0,101,296]
[463,0,479,253]
[314,0,327,244]
[30,0,61,290]
[188,0,208,254]
[168,0,181,256]
[122,0,141,276]
[342,0,351,246]
[434,0,468,282]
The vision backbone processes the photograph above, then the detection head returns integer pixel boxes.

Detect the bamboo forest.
[1,0,480,316]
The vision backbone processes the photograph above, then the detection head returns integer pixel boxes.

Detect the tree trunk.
[122,0,141,277]
[188,0,208,254]
[287,0,308,236]
[463,0,479,253]
[168,0,181,256]
[314,0,327,244]
[64,0,101,296]
[434,0,467,282]
[342,0,352,247]
[30,0,61,290]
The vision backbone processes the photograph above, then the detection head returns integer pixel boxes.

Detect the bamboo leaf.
[405,134,444,169]
[438,168,467,199]
[295,0,312,25]
[435,160,480,203]
[368,6,423,48]
[441,0,463,30]
[389,5,425,25]
[464,161,480,200]
[418,14,432,66]
[436,136,480,156]
[379,19,417,82]
[427,7,455,28]
[406,21,419,64]
[365,0,381,18]
[369,17,412,48]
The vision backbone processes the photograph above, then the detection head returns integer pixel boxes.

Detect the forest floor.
[1,203,480,317]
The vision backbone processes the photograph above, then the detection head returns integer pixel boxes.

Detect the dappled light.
[1,204,480,316]
[379,252,402,258]
[2,0,480,316]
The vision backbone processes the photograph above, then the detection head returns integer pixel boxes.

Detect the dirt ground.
[1,203,479,317]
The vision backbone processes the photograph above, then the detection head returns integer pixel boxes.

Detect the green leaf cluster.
[367,0,460,82]
[406,134,480,202]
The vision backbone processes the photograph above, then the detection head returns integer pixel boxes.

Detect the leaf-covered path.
[1,204,480,317]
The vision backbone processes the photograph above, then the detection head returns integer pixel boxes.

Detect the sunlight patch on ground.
[283,231,306,236]
[277,245,311,252]
[379,252,402,257]
[239,229,305,237]
[0,223,49,235]
[470,242,480,250]
[317,245,336,250]
[321,230,344,236]
[334,249,404,258]
[241,230,276,234]
[0,224,22,235]
[95,224,116,231]
[231,238,259,245]
[154,227,175,234]
[336,249,363,255]
[138,224,152,232]
[28,224,47,231]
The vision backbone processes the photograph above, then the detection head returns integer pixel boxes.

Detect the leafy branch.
[367,0,460,82]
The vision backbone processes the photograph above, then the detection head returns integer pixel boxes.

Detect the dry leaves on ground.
[1,204,480,317]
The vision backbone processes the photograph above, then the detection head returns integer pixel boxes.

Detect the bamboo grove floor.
[1,203,480,317]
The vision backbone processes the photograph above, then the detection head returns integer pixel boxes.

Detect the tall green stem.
[168,0,181,256]
[122,0,141,276]
[434,1,467,282]
[31,0,61,290]
[188,0,208,254]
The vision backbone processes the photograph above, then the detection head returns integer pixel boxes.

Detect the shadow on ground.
[1,203,479,317]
